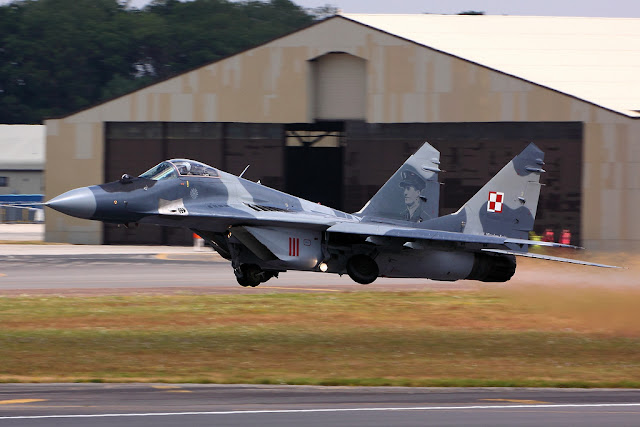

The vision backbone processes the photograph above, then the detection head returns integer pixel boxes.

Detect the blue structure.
[0,194,44,222]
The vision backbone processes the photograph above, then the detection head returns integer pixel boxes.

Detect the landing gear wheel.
[236,264,262,287]
[260,271,277,284]
[346,255,379,285]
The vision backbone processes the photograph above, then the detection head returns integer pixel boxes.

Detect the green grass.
[1,291,639,386]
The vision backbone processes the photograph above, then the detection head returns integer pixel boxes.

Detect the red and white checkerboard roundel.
[487,191,504,213]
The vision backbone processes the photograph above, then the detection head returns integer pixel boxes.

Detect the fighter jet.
[46,142,616,287]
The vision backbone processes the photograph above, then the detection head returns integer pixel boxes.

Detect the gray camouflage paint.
[46,142,614,285]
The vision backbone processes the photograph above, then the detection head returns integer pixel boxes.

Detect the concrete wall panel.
[170,94,194,121]
[0,171,43,195]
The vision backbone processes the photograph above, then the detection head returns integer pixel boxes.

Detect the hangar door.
[311,52,366,121]
[284,122,344,210]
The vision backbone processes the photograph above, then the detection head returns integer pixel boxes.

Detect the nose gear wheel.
[235,264,278,287]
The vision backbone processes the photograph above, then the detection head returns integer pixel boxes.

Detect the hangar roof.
[0,125,45,170]
[342,14,640,118]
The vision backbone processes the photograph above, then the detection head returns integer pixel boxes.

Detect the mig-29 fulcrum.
[46,142,617,287]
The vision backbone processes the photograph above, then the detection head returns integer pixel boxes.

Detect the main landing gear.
[346,254,379,285]
[234,264,278,287]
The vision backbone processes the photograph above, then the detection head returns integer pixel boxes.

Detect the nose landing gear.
[234,264,278,287]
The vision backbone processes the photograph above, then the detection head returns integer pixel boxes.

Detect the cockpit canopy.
[139,159,219,181]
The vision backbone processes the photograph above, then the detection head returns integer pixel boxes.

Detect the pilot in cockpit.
[174,161,191,175]
[140,160,219,180]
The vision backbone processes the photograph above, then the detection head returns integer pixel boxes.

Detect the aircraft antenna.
[239,165,250,178]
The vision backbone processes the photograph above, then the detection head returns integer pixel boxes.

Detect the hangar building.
[45,14,640,251]
[0,125,44,196]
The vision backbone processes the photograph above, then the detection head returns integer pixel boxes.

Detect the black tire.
[260,271,276,283]
[236,276,252,287]
[346,255,379,285]
[236,264,262,287]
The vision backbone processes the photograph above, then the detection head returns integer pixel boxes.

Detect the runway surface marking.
[261,286,341,292]
[0,278,342,289]
[0,399,46,405]
[154,253,218,261]
[480,398,549,404]
[2,403,640,419]
[3,278,207,285]
[151,385,191,393]
[0,273,6,277]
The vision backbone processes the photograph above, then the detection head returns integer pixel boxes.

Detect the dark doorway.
[286,146,343,209]
[285,122,344,210]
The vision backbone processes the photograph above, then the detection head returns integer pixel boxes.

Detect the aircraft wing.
[142,206,352,232]
[326,222,579,249]
[327,223,620,268]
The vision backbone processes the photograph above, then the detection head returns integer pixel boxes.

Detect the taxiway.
[1,384,640,427]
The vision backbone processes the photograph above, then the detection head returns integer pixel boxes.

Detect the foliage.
[306,4,340,20]
[0,0,315,123]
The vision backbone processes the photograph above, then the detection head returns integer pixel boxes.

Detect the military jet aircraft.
[46,142,616,287]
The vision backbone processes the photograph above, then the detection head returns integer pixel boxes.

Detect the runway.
[1,384,640,426]
[0,249,482,295]
[0,244,631,295]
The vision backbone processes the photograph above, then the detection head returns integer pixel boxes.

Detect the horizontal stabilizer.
[504,237,582,250]
[481,248,621,268]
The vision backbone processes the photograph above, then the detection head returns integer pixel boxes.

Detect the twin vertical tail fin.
[357,141,545,240]
[457,143,545,240]
[357,142,441,223]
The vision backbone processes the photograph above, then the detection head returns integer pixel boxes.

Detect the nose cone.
[46,187,97,219]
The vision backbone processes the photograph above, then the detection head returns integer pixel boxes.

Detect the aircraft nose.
[45,187,97,219]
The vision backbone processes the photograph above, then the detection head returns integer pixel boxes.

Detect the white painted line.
[2,403,640,419]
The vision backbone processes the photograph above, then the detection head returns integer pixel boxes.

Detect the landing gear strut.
[235,264,277,287]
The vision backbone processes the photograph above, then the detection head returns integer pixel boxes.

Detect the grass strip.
[1,291,639,387]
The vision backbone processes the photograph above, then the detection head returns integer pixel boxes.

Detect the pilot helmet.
[175,161,191,175]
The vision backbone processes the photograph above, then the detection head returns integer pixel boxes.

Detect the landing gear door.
[243,226,323,270]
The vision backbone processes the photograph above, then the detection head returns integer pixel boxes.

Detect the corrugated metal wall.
[104,120,582,246]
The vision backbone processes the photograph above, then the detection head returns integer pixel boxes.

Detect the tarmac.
[0,224,634,290]
[0,223,198,256]
[0,223,44,242]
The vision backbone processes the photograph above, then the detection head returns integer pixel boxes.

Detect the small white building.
[0,125,45,195]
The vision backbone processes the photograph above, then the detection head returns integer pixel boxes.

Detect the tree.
[0,0,136,122]
[307,4,340,20]
[0,0,315,123]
